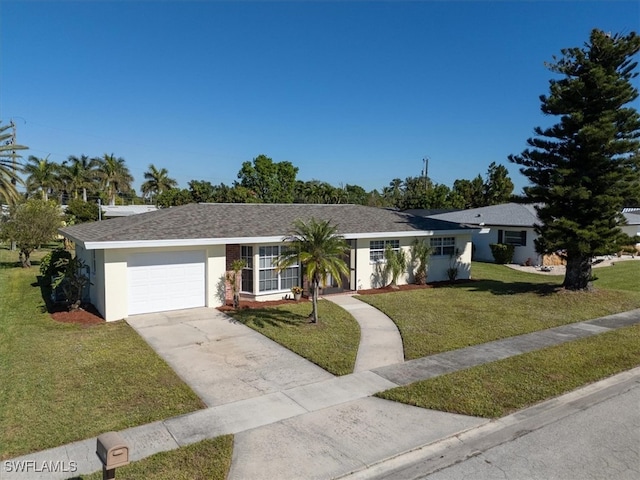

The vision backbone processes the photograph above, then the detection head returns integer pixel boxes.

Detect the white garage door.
[128,251,205,315]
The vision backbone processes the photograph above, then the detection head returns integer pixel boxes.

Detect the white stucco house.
[420,203,542,265]
[59,203,476,321]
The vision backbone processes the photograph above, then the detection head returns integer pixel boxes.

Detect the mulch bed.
[50,303,105,326]
[217,281,469,312]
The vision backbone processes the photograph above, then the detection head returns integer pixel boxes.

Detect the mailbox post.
[96,432,130,480]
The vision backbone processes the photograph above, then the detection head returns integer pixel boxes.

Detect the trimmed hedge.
[490,243,515,264]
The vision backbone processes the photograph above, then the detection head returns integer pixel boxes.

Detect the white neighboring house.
[621,208,640,240]
[59,203,477,321]
[420,203,542,265]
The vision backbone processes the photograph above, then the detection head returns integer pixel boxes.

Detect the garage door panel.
[128,251,205,315]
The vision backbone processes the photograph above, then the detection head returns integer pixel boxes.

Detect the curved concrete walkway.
[324,294,404,371]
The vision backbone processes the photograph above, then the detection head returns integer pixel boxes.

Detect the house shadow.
[32,274,57,314]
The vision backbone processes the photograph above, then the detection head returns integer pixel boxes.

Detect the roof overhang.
[65,228,478,251]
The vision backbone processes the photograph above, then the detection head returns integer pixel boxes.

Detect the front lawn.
[229,300,360,376]
[358,261,640,359]
[0,247,205,460]
[377,324,640,418]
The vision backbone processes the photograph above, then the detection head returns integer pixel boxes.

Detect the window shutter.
[521,230,527,246]
[498,230,503,243]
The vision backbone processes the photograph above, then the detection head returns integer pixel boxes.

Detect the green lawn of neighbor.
[0,246,206,460]
[229,299,360,376]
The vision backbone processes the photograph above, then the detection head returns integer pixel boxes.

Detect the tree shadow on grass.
[462,279,562,296]
[231,308,312,329]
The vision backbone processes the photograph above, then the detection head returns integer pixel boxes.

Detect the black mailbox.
[96,431,130,470]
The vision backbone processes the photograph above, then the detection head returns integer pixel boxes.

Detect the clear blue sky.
[1,1,638,196]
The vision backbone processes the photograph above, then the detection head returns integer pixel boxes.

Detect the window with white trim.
[258,245,299,292]
[241,246,254,292]
[430,237,456,256]
[369,239,400,262]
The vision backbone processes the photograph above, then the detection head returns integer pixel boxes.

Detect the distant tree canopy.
[236,154,299,203]
[510,29,640,291]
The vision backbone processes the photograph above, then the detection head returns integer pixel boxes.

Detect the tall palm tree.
[62,155,100,201]
[141,164,177,203]
[0,121,28,204]
[97,153,134,205]
[275,218,350,324]
[23,155,60,202]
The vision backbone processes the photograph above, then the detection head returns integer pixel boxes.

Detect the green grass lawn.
[377,324,640,418]
[77,436,233,480]
[358,261,640,359]
[0,247,206,460]
[229,300,360,375]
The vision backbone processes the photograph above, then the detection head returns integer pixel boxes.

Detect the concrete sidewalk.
[3,306,639,479]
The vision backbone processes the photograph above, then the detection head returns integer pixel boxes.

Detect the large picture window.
[258,245,299,292]
[500,230,527,247]
[430,237,456,256]
[369,239,400,262]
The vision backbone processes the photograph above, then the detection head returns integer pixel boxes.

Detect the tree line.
[0,145,517,216]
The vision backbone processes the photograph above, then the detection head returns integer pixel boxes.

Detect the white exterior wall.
[94,245,225,322]
[353,234,473,288]
[621,224,640,238]
[472,227,539,265]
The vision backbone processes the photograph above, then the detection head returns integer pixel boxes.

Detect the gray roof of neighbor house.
[423,203,541,228]
[623,210,640,226]
[60,203,474,248]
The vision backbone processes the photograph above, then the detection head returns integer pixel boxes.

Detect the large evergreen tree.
[510,29,640,290]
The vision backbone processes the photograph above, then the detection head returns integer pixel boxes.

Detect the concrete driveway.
[127,307,334,407]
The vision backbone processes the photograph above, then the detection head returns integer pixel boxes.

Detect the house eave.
[70,228,478,251]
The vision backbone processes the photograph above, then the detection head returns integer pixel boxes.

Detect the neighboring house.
[59,203,476,321]
[423,203,541,265]
[101,205,158,218]
[622,208,640,239]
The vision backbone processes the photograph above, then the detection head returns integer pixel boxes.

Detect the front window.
[258,245,299,292]
[430,237,456,256]
[241,246,254,292]
[369,239,400,262]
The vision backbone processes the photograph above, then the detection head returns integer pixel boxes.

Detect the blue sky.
[1,1,638,196]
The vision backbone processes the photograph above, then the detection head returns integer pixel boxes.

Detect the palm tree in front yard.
[276,218,350,324]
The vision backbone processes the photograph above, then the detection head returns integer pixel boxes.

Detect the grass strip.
[359,261,640,359]
[377,324,640,418]
[78,435,233,480]
[229,300,360,375]
[0,248,205,460]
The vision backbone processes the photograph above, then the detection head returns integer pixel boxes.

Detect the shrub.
[39,249,73,281]
[490,243,515,264]
[66,198,99,223]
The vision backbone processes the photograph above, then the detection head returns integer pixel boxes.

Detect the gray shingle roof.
[60,203,472,245]
[425,203,541,227]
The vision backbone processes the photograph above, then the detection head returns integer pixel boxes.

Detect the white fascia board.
[81,236,285,250]
[79,230,479,250]
[344,229,478,240]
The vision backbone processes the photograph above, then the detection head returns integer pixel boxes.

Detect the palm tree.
[275,218,350,324]
[0,121,28,204]
[62,155,100,201]
[97,154,134,205]
[141,164,177,203]
[23,155,60,202]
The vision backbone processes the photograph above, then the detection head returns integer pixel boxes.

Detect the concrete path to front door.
[324,294,405,371]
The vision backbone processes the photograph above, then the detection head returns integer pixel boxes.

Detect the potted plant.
[291,286,303,301]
